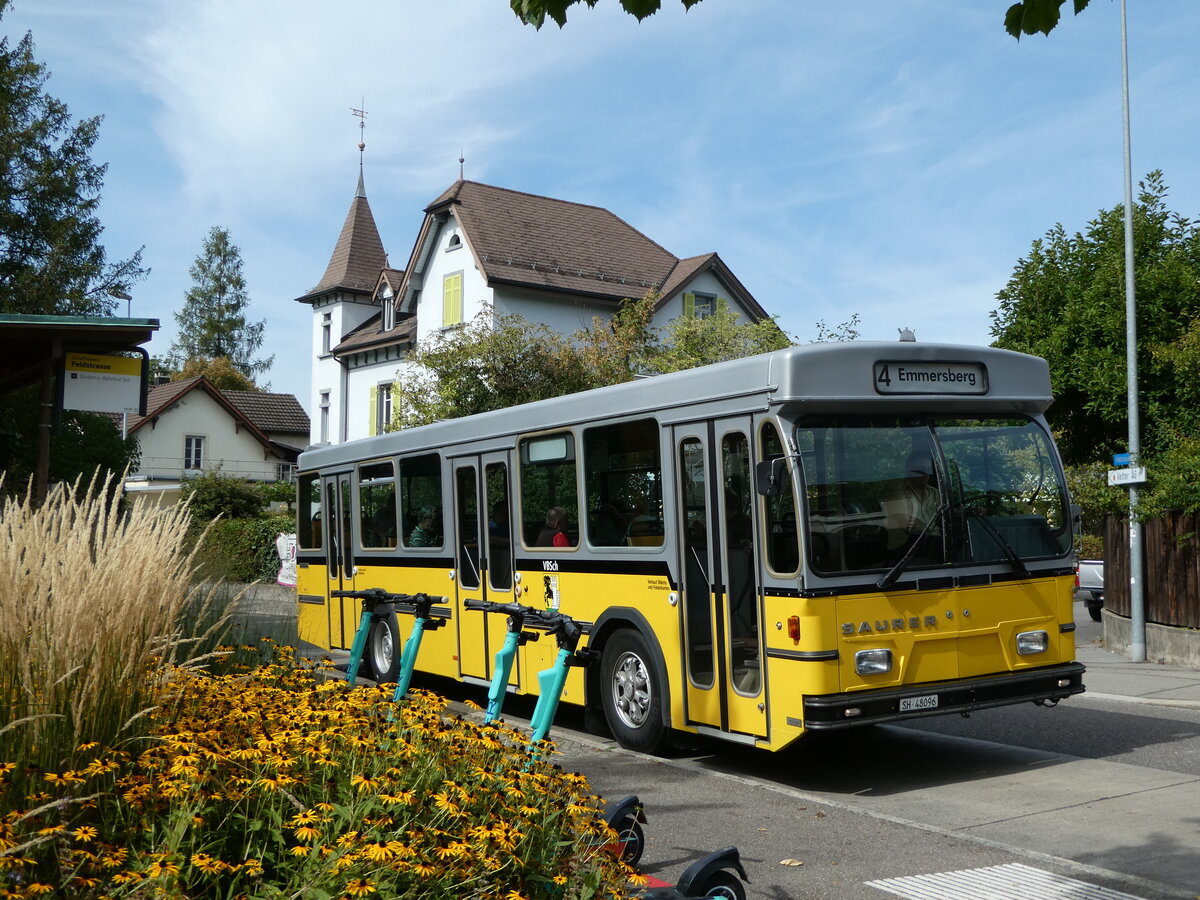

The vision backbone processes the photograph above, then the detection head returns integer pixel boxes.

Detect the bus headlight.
[1016,630,1048,655]
[855,648,892,675]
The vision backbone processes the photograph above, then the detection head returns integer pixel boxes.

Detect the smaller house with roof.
[123,376,310,505]
[297,173,770,446]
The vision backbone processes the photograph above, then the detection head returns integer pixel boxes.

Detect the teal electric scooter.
[328,588,448,700]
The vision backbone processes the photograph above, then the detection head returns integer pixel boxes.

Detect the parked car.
[1075,559,1104,622]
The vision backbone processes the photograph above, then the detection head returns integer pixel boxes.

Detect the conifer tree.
[0,2,144,314]
[171,226,273,382]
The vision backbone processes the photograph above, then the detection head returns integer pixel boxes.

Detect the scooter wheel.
[614,819,645,866]
[695,870,745,900]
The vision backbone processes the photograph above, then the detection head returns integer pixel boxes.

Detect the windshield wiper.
[876,502,949,591]
[963,507,1030,577]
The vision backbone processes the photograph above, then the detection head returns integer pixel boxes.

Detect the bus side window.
[520,432,579,549]
[584,418,662,548]
[400,453,444,549]
[759,422,799,575]
[358,460,397,549]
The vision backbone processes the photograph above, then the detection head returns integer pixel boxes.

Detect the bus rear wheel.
[600,630,667,754]
[366,612,400,684]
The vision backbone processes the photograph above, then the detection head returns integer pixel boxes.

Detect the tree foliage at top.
[393,293,816,428]
[172,356,259,393]
[508,0,1092,38]
[991,171,1200,472]
[170,226,272,383]
[0,2,144,315]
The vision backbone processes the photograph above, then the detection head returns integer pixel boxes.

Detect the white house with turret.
[296,169,771,447]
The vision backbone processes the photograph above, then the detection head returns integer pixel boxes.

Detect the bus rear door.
[675,418,766,741]
[323,472,358,653]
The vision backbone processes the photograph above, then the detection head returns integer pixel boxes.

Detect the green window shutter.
[683,292,696,318]
[368,385,378,437]
[443,273,463,327]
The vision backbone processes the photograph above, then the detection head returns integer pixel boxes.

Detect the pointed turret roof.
[297,170,388,301]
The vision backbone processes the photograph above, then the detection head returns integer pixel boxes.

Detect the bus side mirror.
[755,458,785,497]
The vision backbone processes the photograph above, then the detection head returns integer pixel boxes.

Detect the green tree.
[649,305,791,374]
[508,0,1092,37]
[171,227,272,382]
[0,2,144,315]
[990,172,1200,468]
[0,386,139,495]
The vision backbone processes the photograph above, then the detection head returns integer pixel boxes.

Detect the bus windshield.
[797,416,1071,576]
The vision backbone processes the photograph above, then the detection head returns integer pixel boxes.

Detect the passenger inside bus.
[535,506,572,547]
[408,507,442,547]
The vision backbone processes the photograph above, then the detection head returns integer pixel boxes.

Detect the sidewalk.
[1075,641,1200,709]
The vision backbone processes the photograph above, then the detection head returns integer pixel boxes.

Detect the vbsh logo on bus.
[873,360,988,395]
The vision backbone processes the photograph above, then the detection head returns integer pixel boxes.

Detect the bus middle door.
[453,455,516,683]
[675,419,766,741]
[324,473,358,653]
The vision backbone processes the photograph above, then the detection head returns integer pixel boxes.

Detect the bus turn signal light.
[787,616,801,642]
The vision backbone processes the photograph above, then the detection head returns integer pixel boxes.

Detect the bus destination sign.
[873,360,988,395]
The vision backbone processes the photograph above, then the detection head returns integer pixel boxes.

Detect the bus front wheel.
[366,612,400,684]
[601,630,667,753]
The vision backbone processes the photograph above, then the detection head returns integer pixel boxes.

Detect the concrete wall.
[1103,610,1200,669]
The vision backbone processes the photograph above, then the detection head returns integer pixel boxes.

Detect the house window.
[683,292,722,319]
[371,383,393,436]
[184,435,205,470]
[382,299,394,331]
[319,391,331,444]
[321,312,332,354]
[446,233,462,251]
[276,463,297,483]
[443,272,463,328]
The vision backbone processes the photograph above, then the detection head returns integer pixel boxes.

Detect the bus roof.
[300,341,1053,470]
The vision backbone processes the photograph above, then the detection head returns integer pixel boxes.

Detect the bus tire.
[601,629,667,753]
[366,612,400,684]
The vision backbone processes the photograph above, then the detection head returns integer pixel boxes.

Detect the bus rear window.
[297,473,322,550]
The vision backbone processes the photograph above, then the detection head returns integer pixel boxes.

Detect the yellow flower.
[72,825,98,842]
[293,825,320,841]
[242,857,264,877]
[361,842,393,863]
[289,845,311,857]
[25,883,54,895]
[344,877,376,896]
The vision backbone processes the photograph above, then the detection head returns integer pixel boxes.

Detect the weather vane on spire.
[351,102,367,158]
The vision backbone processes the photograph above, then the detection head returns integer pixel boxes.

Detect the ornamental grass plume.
[0,474,226,789]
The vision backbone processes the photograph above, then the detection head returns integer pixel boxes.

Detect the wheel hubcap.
[612,651,651,729]
[370,625,395,677]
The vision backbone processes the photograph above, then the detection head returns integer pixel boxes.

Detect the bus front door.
[454,455,516,683]
[323,473,358,653]
[675,420,766,740]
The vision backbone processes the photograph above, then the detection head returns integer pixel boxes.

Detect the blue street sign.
[1113,452,1132,466]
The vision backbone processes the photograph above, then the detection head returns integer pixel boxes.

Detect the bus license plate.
[900,694,938,712]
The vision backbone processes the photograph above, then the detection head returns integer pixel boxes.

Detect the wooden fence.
[1104,511,1200,629]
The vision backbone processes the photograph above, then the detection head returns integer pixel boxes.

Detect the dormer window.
[382,300,395,331]
[446,233,462,252]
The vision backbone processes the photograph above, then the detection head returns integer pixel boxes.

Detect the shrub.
[181,469,268,523]
[194,514,293,583]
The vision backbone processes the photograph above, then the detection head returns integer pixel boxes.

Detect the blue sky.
[7,1,1199,411]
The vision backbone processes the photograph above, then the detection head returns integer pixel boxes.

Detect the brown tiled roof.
[126,377,308,443]
[224,390,310,435]
[300,170,388,300]
[420,181,677,303]
[332,311,416,356]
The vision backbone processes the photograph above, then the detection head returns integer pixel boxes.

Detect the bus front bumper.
[800,662,1086,730]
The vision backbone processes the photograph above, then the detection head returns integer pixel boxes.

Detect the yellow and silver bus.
[295,340,1084,753]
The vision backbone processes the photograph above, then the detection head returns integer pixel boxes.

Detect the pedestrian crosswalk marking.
[867,862,1146,899]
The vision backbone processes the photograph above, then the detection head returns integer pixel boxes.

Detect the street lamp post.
[1120,0,1146,663]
